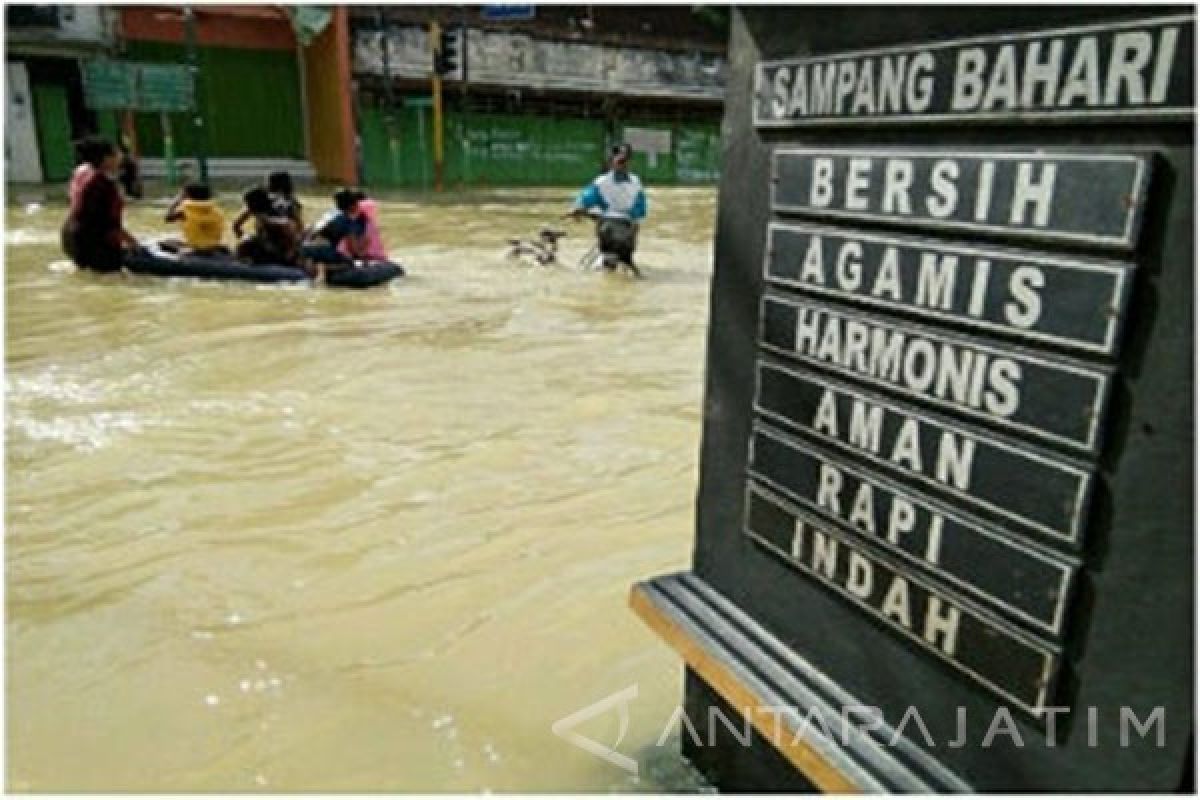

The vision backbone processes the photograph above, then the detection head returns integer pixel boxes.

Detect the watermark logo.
[553,684,1168,775]
[551,684,640,775]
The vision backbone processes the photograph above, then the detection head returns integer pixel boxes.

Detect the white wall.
[5,62,44,183]
[53,6,112,44]
[354,27,726,100]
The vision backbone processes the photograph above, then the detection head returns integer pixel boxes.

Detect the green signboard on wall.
[81,60,194,112]
[136,64,194,112]
[80,60,136,109]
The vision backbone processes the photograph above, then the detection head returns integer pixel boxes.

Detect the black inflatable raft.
[122,242,404,289]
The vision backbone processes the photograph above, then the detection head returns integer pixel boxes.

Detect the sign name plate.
[771,148,1151,249]
[745,480,1061,716]
[754,15,1195,126]
[760,293,1112,454]
[764,221,1135,355]
[755,360,1093,543]
[747,424,1077,635]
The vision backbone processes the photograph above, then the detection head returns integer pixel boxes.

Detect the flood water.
[6,186,716,791]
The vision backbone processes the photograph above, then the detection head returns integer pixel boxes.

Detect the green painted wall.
[673,122,722,185]
[620,120,723,186]
[619,121,675,185]
[446,113,607,187]
[360,102,721,189]
[125,42,304,159]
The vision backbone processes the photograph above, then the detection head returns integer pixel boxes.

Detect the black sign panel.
[760,292,1113,454]
[755,14,1195,126]
[771,148,1151,249]
[747,424,1077,635]
[755,361,1093,544]
[744,480,1061,716]
[764,221,1135,356]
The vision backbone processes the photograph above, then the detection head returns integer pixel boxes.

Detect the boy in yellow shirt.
[164,183,228,255]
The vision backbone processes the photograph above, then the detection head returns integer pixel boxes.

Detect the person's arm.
[164,192,185,223]
[569,182,605,217]
[232,208,251,238]
[629,186,647,223]
[347,216,367,260]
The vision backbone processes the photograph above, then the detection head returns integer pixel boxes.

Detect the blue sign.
[482,5,535,21]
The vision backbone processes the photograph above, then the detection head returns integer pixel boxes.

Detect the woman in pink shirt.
[67,136,110,214]
[338,190,389,262]
[61,137,106,259]
[68,162,93,213]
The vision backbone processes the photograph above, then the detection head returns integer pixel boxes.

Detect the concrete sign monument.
[632,7,1194,792]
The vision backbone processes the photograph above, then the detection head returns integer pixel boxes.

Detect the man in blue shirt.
[301,188,366,281]
[569,144,647,273]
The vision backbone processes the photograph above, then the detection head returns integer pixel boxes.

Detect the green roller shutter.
[125,41,304,159]
[359,103,434,188]
[95,109,121,142]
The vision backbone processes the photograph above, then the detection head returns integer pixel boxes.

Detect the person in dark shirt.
[301,188,365,281]
[266,171,304,230]
[61,136,104,261]
[117,133,143,199]
[234,187,300,266]
[63,138,139,271]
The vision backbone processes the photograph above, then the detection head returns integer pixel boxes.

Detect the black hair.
[333,188,359,212]
[611,143,632,159]
[76,135,116,168]
[183,182,212,201]
[266,171,294,196]
[350,188,368,203]
[243,186,272,214]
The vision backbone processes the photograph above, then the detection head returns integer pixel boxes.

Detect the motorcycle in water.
[567,210,642,278]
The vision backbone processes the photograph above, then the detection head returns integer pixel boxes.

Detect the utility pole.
[183,6,209,182]
[378,8,401,185]
[161,112,176,185]
[459,6,470,187]
[430,19,444,192]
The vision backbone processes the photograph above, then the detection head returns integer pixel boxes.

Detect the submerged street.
[6,186,715,791]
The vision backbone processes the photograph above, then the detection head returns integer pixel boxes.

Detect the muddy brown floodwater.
[5,185,718,791]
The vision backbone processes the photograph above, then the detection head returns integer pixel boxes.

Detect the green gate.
[359,103,434,188]
[124,42,304,159]
[32,84,73,182]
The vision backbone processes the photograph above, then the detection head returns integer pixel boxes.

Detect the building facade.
[116,5,354,183]
[5,4,355,185]
[6,5,118,183]
[350,6,728,188]
[6,5,726,188]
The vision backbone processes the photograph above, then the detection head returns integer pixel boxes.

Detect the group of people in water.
[61,135,390,282]
[60,136,648,279]
[156,174,388,281]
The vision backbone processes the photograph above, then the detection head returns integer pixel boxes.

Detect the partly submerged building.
[115,4,355,183]
[350,5,728,187]
[6,5,118,183]
[5,4,355,185]
[5,5,727,187]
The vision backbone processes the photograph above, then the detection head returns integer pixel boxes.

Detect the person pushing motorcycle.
[567,143,647,275]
